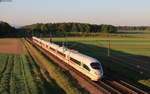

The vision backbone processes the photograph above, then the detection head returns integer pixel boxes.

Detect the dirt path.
[0,38,23,54]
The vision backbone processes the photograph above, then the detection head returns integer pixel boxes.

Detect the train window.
[58,51,65,57]
[83,64,90,71]
[50,47,55,51]
[70,57,81,65]
[90,63,100,69]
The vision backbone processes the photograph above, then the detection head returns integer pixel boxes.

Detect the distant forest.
[0,21,150,37]
[0,21,17,37]
[118,26,150,31]
[22,23,117,36]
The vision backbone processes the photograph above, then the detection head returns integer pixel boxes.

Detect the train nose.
[94,70,103,79]
[93,71,102,81]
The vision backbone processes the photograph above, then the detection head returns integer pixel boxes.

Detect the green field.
[43,31,150,90]
[0,39,88,94]
[1,30,149,93]
[45,37,150,56]
[0,53,69,94]
[44,30,150,57]
[0,54,40,94]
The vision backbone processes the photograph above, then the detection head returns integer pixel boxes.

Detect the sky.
[0,0,150,26]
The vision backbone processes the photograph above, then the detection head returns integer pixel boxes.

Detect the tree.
[21,22,117,37]
[71,23,79,32]
[101,24,117,33]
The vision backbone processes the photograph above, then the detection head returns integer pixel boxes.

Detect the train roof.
[67,50,99,64]
[33,36,100,64]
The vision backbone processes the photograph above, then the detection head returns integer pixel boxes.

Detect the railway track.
[119,80,149,94]
[26,38,149,94]
[103,57,149,94]
[100,77,147,94]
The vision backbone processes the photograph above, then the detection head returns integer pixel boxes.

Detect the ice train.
[32,37,103,81]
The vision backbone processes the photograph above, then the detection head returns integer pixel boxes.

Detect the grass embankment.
[21,38,70,94]
[23,39,88,94]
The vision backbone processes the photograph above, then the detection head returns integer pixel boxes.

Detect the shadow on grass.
[55,41,150,92]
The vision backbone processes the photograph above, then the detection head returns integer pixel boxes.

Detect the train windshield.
[90,63,100,69]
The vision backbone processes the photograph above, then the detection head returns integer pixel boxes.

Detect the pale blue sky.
[0,0,150,26]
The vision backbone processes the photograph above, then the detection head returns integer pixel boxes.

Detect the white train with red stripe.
[32,37,103,81]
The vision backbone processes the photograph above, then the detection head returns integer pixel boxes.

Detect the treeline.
[5,21,150,37]
[0,21,118,37]
[22,23,117,36]
[118,26,150,31]
[0,21,18,37]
